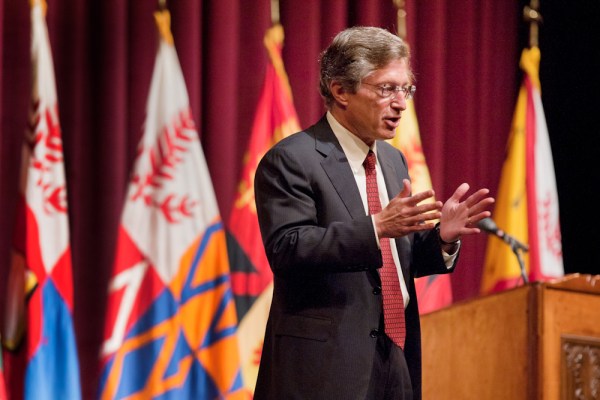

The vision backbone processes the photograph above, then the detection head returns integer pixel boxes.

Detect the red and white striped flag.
[99,10,247,399]
[2,1,81,399]
[481,47,563,293]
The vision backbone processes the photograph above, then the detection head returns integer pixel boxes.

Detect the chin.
[380,131,396,141]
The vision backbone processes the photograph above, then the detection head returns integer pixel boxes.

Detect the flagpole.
[393,0,407,40]
[523,0,543,48]
[271,0,280,25]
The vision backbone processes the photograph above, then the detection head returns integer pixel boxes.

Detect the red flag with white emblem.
[2,1,81,399]
[227,24,300,393]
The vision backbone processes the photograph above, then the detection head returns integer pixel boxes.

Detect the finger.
[411,202,443,215]
[404,222,437,233]
[400,210,441,224]
[417,212,442,223]
[464,188,491,208]
[465,211,492,226]
[398,179,412,198]
[466,197,495,217]
[449,183,470,202]
[405,190,437,206]
[460,226,482,236]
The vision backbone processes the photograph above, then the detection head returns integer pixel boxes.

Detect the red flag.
[228,24,300,393]
[481,47,563,293]
[0,345,6,400]
[2,1,81,399]
[99,10,247,399]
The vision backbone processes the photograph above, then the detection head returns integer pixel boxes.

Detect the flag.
[0,344,6,400]
[388,91,453,314]
[481,47,563,294]
[227,24,300,393]
[99,10,247,399]
[1,1,82,399]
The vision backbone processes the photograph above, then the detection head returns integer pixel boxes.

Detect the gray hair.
[319,26,411,108]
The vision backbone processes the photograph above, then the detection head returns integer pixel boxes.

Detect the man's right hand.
[374,179,442,239]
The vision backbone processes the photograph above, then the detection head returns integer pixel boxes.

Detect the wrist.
[436,225,459,245]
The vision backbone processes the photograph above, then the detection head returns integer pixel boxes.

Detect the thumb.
[399,179,411,198]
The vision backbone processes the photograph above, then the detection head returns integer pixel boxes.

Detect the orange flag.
[227,24,300,394]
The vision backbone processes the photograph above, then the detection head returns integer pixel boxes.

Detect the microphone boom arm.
[478,217,529,284]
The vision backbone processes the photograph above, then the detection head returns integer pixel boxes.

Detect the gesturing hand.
[374,179,443,239]
[438,183,495,244]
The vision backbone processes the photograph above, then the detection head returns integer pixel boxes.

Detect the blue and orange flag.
[99,10,247,399]
[227,23,300,393]
[388,81,453,314]
[1,1,81,399]
[481,47,563,293]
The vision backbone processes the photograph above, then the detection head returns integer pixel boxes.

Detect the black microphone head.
[477,217,498,233]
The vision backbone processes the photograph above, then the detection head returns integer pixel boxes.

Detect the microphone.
[477,217,529,252]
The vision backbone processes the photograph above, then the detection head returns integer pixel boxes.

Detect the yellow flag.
[481,47,563,294]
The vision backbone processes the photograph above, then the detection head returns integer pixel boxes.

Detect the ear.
[330,81,350,107]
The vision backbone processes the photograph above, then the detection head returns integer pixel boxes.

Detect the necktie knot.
[363,150,376,174]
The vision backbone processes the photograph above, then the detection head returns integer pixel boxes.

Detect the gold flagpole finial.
[29,0,47,14]
[154,0,174,45]
[393,0,407,40]
[524,0,543,47]
[271,0,280,25]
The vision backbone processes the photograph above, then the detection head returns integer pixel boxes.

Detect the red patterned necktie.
[363,150,406,348]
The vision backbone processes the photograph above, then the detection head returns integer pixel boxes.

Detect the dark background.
[535,0,600,277]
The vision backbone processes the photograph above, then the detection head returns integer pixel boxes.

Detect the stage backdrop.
[1,0,527,397]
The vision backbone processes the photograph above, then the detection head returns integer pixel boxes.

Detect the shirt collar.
[326,111,377,173]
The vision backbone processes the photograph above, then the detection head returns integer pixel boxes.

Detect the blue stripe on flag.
[115,336,165,399]
[126,289,178,340]
[25,279,81,400]
[157,358,220,400]
[229,369,245,393]
[163,330,192,379]
[201,285,237,349]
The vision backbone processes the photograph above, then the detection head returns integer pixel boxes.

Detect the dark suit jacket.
[253,116,456,400]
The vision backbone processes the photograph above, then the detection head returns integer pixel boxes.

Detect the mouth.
[384,116,401,130]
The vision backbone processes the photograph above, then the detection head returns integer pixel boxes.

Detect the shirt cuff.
[442,241,460,269]
[371,215,381,248]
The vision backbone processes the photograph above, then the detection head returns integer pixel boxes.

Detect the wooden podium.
[420,274,600,400]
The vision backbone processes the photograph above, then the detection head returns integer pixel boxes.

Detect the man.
[253,26,493,400]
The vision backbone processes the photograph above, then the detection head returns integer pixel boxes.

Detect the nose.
[390,95,406,111]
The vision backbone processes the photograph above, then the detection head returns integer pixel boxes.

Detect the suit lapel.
[312,117,366,220]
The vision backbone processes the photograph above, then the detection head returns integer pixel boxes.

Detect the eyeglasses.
[362,83,416,100]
